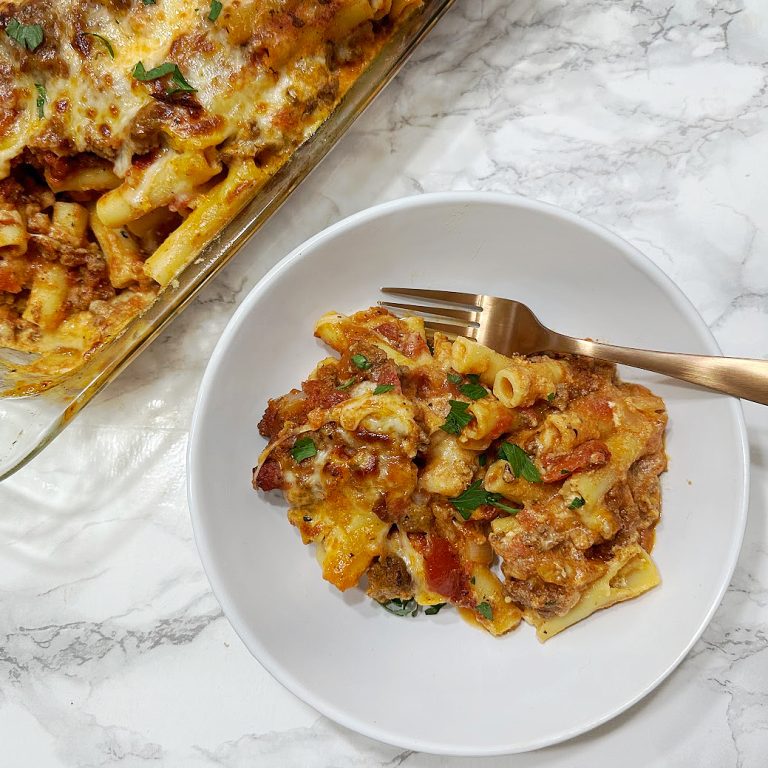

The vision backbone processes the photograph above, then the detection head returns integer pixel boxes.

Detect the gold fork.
[380,288,768,405]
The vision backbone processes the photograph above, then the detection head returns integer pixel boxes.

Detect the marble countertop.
[2,0,767,765]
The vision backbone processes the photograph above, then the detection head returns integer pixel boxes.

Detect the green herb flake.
[568,495,586,509]
[5,19,44,51]
[132,61,197,95]
[142,0,156,5]
[477,601,493,620]
[208,0,223,21]
[440,399,473,435]
[449,480,521,520]
[166,70,197,94]
[34,83,46,118]
[351,353,372,371]
[459,379,488,400]
[380,598,419,617]
[547,391,556,402]
[447,372,463,385]
[493,499,522,515]
[449,481,486,519]
[478,453,487,467]
[5,19,42,51]
[498,442,542,483]
[84,32,115,58]
[336,377,355,390]
[290,435,317,463]
[373,384,394,395]
[132,60,176,80]
[424,603,446,615]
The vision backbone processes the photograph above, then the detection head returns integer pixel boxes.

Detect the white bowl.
[187,192,749,756]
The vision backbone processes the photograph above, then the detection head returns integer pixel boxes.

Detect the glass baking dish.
[0,0,456,481]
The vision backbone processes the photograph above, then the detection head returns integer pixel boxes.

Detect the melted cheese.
[255,308,668,639]
[2,2,370,174]
[0,2,419,387]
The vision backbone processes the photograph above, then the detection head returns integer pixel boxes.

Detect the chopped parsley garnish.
[476,602,493,620]
[447,372,487,399]
[142,0,156,5]
[373,384,394,395]
[380,598,419,617]
[568,495,586,509]
[449,480,521,519]
[351,353,372,371]
[5,19,44,51]
[547,391,556,402]
[424,603,446,615]
[336,377,355,390]
[290,435,317,463]
[498,442,542,483]
[440,399,473,435]
[34,83,46,118]
[459,380,488,400]
[478,453,487,467]
[84,32,115,58]
[208,0,223,21]
[132,61,196,96]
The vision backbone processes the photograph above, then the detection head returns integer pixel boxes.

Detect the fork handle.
[551,334,768,405]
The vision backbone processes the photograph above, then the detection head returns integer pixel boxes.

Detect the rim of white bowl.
[187,191,750,756]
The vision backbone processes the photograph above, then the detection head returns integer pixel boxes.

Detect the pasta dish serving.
[0,1,420,388]
[254,307,668,640]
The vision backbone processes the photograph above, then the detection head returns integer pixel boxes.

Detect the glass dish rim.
[0,0,457,481]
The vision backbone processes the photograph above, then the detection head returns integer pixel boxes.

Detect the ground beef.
[258,390,309,439]
[501,569,581,618]
[374,321,429,359]
[627,450,666,532]
[253,458,284,491]
[301,377,348,410]
[540,439,611,482]
[365,555,413,602]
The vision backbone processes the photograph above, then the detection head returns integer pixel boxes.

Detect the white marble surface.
[2,0,767,765]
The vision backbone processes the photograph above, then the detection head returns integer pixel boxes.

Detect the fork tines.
[379,287,482,336]
[380,287,483,310]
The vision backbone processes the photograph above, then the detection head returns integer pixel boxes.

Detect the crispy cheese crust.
[0,1,421,390]
[254,308,668,640]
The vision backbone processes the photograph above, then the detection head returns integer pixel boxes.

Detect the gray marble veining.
[1,0,767,765]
